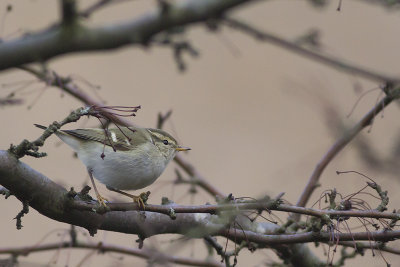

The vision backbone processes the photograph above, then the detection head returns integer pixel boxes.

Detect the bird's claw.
[132,191,150,210]
[96,194,109,207]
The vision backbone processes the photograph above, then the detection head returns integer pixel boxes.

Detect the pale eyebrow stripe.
[148,129,175,145]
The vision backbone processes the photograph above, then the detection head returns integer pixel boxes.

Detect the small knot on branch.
[366,181,389,212]
[168,208,177,220]
[76,185,94,202]
[0,187,12,199]
[161,197,174,205]
[88,228,97,237]
[136,235,145,249]
[67,187,77,198]
[157,0,171,15]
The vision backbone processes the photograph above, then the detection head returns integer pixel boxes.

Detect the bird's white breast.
[73,141,166,190]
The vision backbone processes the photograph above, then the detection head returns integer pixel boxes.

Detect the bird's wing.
[62,127,146,151]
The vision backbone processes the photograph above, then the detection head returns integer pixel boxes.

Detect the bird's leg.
[87,168,108,207]
[106,186,149,210]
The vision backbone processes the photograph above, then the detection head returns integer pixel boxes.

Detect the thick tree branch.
[0,150,279,240]
[0,0,256,71]
[0,148,324,266]
[1,1,399,265]
[1,150,400,247]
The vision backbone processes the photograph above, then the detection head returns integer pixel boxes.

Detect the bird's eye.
[163,140,169,145]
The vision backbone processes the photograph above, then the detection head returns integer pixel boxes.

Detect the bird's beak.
[175,146,191,151]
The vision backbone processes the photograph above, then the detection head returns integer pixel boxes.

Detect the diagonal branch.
[79,0,133,18]
[295,87,399,212]
[223,17,400,84]
[220,17,400,220]
[0,0,256,71]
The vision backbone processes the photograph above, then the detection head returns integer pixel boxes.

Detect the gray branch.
[0,0,255,71]
[1,150,399,246]
[0,150,280,240]
[5,148,400,266]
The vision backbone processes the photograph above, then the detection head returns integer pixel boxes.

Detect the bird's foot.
[96,194,109,208]
[132,191,150,210]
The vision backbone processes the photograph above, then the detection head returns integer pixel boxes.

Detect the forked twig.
[295,89,397,216]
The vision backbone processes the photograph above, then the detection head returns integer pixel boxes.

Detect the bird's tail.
[34,124,48,130]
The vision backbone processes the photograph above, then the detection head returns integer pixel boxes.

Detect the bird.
[35,124,190,207]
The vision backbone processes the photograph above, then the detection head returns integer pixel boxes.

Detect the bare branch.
[174,155,226,198]
[2,1,399,265]
[157,110,173,129]
[338,241,400,255]
[296,86,399,212]
[0,0,256,71]
[2,149,400,243]
[69,197,400,222]
[61,0,78,25]
[8,106,92,158]
[0,150,225,238]
[79,0,134,18]
[222,17,400,84]
[0,241,223,267]
[219,227,400,246]
[0,97,23,106]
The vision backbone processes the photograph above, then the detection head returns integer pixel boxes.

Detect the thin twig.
[223,17,400,84]
[296,90,397,214]
[157,110,173,129]
[79,0,134,18]
[338,241,400,255]
[204,236,229,263]
[0,241,223,267]
[219,227,400,246]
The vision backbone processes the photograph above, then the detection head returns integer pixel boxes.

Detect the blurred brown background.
[1,0,400,266]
